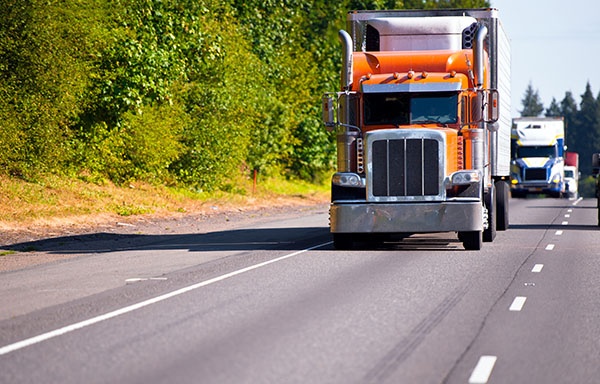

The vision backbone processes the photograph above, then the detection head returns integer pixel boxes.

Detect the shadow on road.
[1,227,332,254]
[1,227,472,254]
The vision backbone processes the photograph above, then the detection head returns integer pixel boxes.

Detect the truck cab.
[323,9,511,250]
[510,117,566,198]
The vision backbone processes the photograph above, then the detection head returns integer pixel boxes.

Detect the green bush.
[0,0,490,190]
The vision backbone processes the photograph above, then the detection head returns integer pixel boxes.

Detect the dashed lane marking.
[469,355,497,384]
[509,296,527,311]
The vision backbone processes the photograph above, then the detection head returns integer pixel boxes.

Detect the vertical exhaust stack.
[470,23,488,178]
[473,23,487,89]
[339,30,353,91]
[336,29,356,173]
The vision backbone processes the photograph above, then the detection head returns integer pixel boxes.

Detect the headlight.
[451,170,481,185]
[332,172,364,187]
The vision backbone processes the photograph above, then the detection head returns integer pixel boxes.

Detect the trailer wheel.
[483,183,496,242]
[460,231,482,250]
[333,233,353,250]
[495,180,509,231]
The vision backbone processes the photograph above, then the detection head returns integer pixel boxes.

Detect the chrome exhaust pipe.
[473,23,487,89]
[339,30,353,91]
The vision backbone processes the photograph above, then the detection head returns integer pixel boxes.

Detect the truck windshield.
[363,92,458,126]
[515,145,557,158]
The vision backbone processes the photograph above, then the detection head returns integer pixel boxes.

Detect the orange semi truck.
[322,9,511,250]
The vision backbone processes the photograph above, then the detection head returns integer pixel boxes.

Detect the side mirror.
[322,94,336,131]
[473,89,499,125]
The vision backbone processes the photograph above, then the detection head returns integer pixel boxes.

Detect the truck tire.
[460,231,482,250]
[333,233,353,250]
[597,196,600,227]
[495,180,509,231]
[483,184,496,242]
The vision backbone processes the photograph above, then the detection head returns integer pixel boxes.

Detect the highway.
[0,197,599,383]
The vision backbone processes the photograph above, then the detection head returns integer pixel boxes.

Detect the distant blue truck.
[510,117,566,198]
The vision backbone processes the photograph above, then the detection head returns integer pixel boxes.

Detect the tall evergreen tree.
[577,83,600,174]
[560,91,579,161]
[520,82,544,117]
[545,98,561,117]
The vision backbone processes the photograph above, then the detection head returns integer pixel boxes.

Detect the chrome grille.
[371,138,440,197]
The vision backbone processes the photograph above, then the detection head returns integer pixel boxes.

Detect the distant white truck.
[510,117,566,198]
[563,166,578,198]
[564,151,579,198]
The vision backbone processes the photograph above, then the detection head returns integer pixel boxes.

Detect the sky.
[491,0,600,117]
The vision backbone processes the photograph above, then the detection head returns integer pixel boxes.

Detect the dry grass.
[0,174,329,233]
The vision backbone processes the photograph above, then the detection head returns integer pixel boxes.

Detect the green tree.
[0,0,107,178]
[560,91,579,163]
[520,82,544,117]
[348,0,489,10]
[545,98,561,117]
[576,83,600,175]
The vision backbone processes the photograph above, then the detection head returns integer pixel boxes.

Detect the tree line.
[0,0,488,191]
[519,82,600,176]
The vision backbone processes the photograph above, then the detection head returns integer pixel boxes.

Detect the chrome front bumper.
[330,201,483,233]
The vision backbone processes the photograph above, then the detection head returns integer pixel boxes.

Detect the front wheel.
[459,231,482,250]
[483,184,496,242]
[495,180,509,231]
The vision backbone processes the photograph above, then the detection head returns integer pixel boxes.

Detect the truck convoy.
[510,117,566,198]
[322,8,511,250]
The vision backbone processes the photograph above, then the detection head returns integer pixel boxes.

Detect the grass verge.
[0,173,329,231]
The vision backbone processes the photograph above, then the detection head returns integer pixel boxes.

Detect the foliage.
[0,0,508,192]
[527,82,600,179]
[0,0,106,178]
[520,82,545,117]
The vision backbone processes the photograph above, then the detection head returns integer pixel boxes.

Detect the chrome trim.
[473,23,488,89]
[330,201,483,233]
[365,129,446,202]
[361,82,463,93]
[339,30,353,91]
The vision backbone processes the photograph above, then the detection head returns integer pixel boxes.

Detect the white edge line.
[469,355,497,383]
[0,241,333,356]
